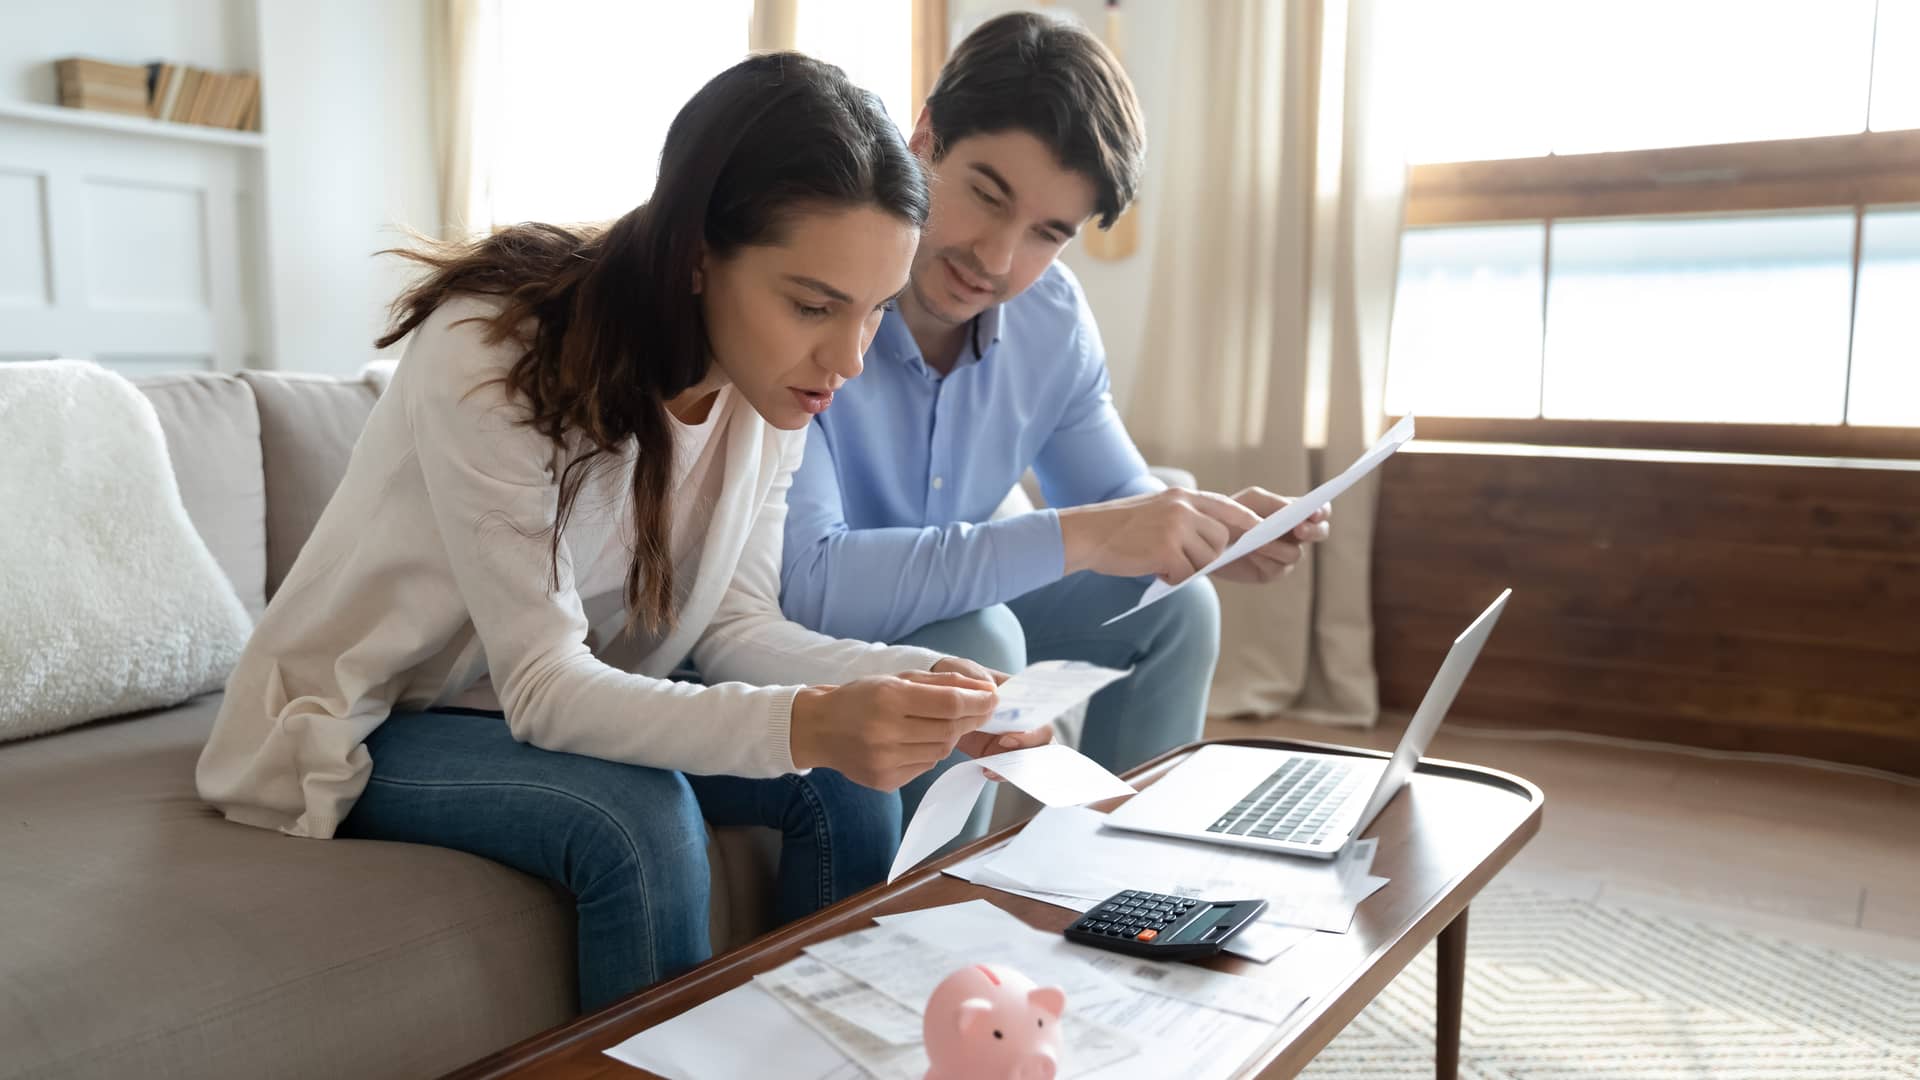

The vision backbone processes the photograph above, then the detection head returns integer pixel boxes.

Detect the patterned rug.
[1300,883,1920,1079]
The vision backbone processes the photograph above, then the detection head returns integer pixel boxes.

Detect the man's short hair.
[925,11,1146,229]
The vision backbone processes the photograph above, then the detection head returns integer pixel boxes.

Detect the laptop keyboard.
[1206,757,1361,845]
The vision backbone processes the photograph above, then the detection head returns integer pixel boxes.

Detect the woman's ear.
[692,245,709,294]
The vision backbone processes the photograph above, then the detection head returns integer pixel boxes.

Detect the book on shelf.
[147,63,178,119]
[51,56,261,132]
[55,57,150,118]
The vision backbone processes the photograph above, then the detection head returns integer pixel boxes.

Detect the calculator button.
[1135,929,1159,942]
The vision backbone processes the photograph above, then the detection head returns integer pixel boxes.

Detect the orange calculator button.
[1135,929,1158,942]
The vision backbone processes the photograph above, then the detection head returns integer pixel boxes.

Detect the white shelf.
[0,99,262,149]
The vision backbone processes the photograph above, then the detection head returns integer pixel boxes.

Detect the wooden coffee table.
[445,735,1543,1080]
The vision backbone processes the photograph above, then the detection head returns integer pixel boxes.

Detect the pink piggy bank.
[922,963,1067,1080]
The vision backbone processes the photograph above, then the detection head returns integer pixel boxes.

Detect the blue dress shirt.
[779,263,1162,642]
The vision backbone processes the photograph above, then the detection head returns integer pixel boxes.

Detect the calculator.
[1063,890,1270,961]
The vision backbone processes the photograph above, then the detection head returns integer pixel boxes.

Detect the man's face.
[905,123,1101,328]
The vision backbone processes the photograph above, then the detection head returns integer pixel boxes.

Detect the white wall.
[0,1,439,376]
[0,0,257,105]
[0,1,263,373]
[948,0,1178,410]
[256,0,439,374]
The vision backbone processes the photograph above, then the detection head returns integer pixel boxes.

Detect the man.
[780,12,1330,832]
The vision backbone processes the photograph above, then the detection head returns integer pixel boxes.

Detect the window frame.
[1395,129,1920,459]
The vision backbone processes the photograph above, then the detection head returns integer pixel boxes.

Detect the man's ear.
[907,105,936,161]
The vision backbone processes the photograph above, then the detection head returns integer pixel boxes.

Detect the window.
[792,1,915,135]
[478,0,753,229]
[467,1,918,231]
[1387,0,1920,455]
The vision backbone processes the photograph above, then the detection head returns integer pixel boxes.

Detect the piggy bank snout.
[1012,1047,1059,1080]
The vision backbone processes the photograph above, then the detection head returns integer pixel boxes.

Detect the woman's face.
[698,205,919,430]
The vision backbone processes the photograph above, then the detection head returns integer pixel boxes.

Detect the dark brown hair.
[925,11,1146,228]
[377,53,927,635]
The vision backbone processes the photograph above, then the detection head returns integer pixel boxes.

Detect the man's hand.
[1213,487,1332,584]
[955,723,1055,761]
[1057,488,1263,583]
[931,655,1010,687]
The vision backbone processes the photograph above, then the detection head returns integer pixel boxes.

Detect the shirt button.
[931,476,945,490]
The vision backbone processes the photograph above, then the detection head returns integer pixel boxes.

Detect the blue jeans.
[897,571,1220,844]
[336,707,899,1013]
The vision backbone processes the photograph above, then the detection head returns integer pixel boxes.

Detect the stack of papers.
[605,900,1310,1080]
[945,806,1389,960]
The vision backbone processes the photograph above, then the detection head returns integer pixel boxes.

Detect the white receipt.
[977,661,1132,735]
[603,978,865,1080]
[1070,949,1307,1023]
[756,954,925,1045]
[1105,414,1415,626]
[757,962,928,1080]
[807,924,1130,1016]
[966,806,1387,934]
[888,744,1135,882]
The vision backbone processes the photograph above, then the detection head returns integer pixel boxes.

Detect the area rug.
[1300,883,1920,1079]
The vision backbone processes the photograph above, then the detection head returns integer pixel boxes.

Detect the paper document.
[877,900,1298,1079]
[1071,949,1307,1023]
[888,744,1135,882]
[1220,919,1320,964]
[603,978,864,1080]
[977,660,1131,735]
[942,850,1318,963]
[967,806,1388,934]
[758,954,925,1045]
[755,962,927,1080]
[805,925,1131,1015]
[1105,414,1415,626]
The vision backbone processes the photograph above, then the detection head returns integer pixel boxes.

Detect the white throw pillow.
[0,360,251,741]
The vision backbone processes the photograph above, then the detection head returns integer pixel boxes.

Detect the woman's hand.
[788,669,997,791]
[931,655,1052,774]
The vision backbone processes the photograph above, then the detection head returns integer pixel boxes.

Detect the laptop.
[1104,589,1511,859]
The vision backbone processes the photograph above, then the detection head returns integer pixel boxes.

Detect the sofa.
[0,368,787,1080]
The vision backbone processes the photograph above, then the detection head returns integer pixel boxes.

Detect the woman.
[196,54,1049,1012]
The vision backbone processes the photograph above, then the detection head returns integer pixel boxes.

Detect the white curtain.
[430,0,498,239]
[430,0,755,238]
[1125,0,1407,728]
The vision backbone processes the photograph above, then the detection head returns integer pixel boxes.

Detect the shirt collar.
[873,302,1007,377]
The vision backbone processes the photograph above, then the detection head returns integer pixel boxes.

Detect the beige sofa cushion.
[0,696,577,1079]
[135,374,268,622]
[237,371,380,598]
[0,691,778,1079]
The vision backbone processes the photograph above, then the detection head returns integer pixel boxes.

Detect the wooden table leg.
[1436,907,1468,1080]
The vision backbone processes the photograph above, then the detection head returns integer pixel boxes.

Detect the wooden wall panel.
[1373,446,1920,776]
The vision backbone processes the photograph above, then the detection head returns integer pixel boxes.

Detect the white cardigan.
[197,298,942,838]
